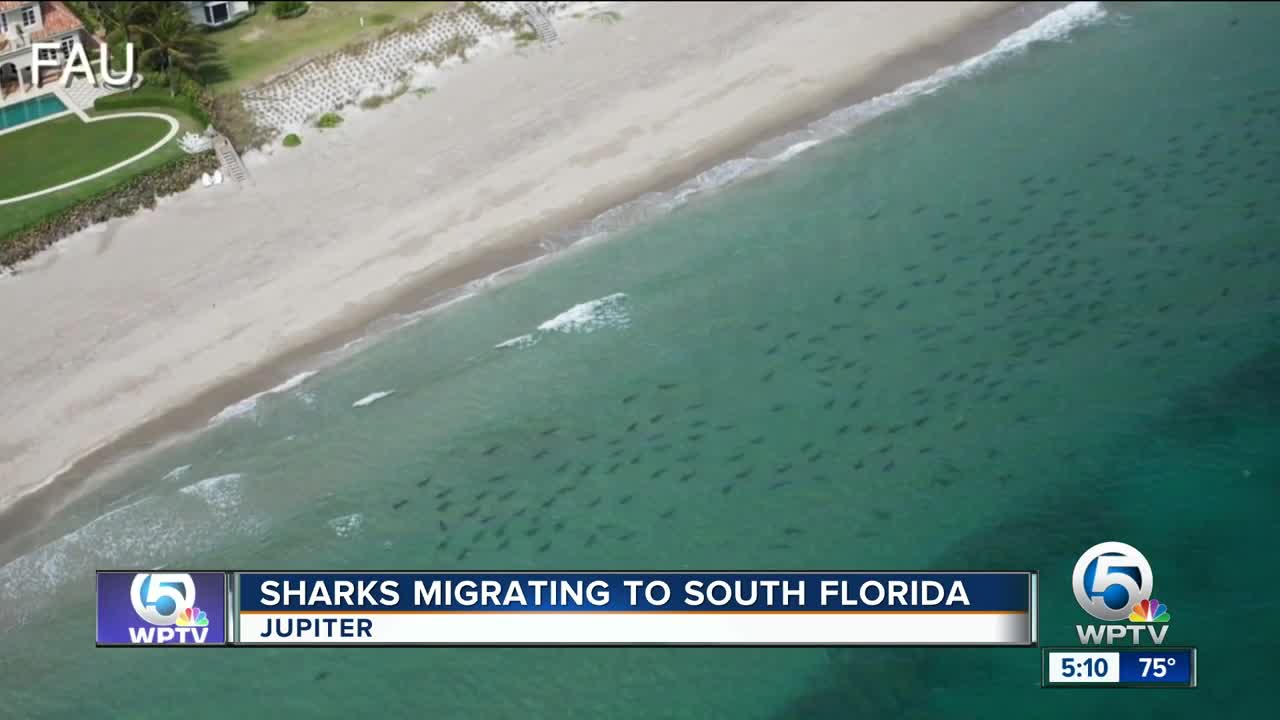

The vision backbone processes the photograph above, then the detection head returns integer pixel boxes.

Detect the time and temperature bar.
[1042,647,1196,688]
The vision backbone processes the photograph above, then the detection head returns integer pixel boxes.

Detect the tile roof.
[31,1,83,42]
[0,2,33,13]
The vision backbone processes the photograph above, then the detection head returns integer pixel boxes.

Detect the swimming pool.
[0,94,69,131]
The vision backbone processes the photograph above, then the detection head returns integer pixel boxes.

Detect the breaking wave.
[495,292,631,350]
[208,371,319,425]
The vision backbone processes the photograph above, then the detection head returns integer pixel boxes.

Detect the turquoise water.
[0,94,67,131]
[2,1,1279,717]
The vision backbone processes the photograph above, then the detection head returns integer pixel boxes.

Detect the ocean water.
[2,1,1279,717]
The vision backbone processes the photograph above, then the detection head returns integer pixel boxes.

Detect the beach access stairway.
[214,134,251,186]
[518,2,559,44]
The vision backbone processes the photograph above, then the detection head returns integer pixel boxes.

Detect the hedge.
[94,90,210,126]
[272,1,309,20]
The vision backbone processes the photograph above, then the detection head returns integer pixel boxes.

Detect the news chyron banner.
[97,571,1036,647]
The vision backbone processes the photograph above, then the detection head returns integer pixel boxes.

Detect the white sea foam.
[538,292,631,333]
[771,139,821,164]
[276,371,319,392]
[161,464,192,481]
[0,472,263,630]
[328,513,365,539]
[352,390,395,408]
[400,290,480,325]
[178,473,244,516]
[810,2,1107,137]
[208,370,319,425]
[208,397,259,425]
[466,256,552,291]
[0,496,166,631]
[673,158,764,204]
[495,333,538,350]
[494,293,632,350]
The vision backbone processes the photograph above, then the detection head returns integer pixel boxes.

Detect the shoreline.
[0,1,1059,561]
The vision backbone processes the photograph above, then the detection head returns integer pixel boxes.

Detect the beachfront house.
[184,1,252,29]
[0,1,85,99]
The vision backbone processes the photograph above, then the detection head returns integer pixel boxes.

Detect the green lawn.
[0,114,172,199]
[202,1,446,93]
[0,107,201,240]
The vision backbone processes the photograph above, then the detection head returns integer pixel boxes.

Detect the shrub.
[271,1,308,20]
[95,73,217,126]
[172,73,217,122]
[460,1,509,31]
[438,34,478,63]
[356,81,410,110]
[210,92,270,152]
[283,133,302,147]
[314,112,343,129]
[95,84,211,126]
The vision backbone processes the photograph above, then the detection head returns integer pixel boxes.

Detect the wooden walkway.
[519,3,560,45]
[213,134,251,186]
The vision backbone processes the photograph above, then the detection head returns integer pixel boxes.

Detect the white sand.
[0,2,1011,525]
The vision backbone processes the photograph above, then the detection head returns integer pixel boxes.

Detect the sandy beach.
[0,1,1027,552]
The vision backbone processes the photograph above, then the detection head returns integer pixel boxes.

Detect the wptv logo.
[1072,541,1172,646]
[128,573,212,644]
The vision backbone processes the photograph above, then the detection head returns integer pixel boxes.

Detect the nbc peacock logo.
[176,607,210,628]
[1129,598,1171,623]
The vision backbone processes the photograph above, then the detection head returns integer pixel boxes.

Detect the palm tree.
[97,0,151,43]
[94,0,160,92]
[139,10,214,97]
[96,1,152,92]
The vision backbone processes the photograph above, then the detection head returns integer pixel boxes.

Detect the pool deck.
[0,72,143,133]
[0,86,80,137]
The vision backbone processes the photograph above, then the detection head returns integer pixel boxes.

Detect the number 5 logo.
[1072,542,1153,622]
[130,573,196,626]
